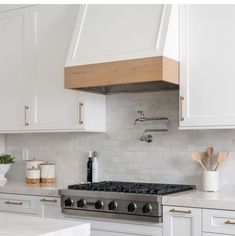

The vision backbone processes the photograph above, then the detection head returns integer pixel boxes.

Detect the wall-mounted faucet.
[134,111,170,143]
[134,111,170,127]
[134,111,146,125]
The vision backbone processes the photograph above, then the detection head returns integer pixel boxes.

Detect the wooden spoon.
[192,152,207,171]
[212,150,229,171]
[207,147,213,170]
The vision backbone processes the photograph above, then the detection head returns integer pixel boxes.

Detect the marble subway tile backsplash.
[5,91,235,188]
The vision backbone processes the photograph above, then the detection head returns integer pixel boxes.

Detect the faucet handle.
[137,111,144,118]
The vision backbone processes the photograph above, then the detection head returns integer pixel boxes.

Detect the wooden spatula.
[192,152,207,171]
[212,150,229,171]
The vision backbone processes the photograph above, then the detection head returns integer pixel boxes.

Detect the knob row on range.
[64,198,152,214]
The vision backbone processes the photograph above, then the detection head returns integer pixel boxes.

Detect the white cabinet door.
[163,206,202,236]
[37,197,61,219]
[0,8,30,131]
[28,5,83,131]
[78,92,106,132]
[180,5,235,129]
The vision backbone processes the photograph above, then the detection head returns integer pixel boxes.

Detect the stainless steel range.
[59,181,194,223]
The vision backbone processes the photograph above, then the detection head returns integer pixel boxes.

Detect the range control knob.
[108,201,118,211]
[142,203,152,214]
[128,202,137,212]
[77,199,87,208]
[64,198,74,207]
[95,200,104,210]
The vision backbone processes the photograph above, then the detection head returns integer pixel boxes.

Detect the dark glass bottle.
[87,157,93,182]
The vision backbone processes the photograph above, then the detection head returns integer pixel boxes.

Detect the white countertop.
[0,181,63,197]
[162,190,235,210]
[0,213,90,236]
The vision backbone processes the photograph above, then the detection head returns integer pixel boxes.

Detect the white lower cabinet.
[0,193,37,215]
[203,209,235,235]
[203,234,230,236]
[163,206,202,236]
[37,197,61,219]
[0,193,61,219]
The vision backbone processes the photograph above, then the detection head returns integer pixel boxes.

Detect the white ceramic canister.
[40,162,56,183]
[202,171,219,192]
[26,160,44,169]
[26,167,40,184]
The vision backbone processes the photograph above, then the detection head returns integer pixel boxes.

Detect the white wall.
[0,135,5,154]
[5,91,235,189]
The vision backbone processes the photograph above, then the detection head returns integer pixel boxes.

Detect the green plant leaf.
[0,154,14,164]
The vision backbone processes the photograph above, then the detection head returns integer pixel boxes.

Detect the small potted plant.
[0,154,14,182]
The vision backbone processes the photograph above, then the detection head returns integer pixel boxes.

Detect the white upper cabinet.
[0,5,106,133]
[180,5,235,129]
[0,8,30,131]
[28,5,82,131]
[66,4,179,67]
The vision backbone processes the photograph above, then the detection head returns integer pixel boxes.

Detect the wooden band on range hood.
[64,56,179,94]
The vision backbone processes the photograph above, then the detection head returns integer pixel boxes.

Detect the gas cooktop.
[59,181,194,223]
[67,181,193,195]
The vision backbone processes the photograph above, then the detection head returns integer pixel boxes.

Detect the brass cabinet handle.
[169,208,191,214]
[24,105,29,126]
[40,198,57,203]
[4,201,23,205]
[225,220,235,224]
[78,102,84,125]
[179,96,184,121]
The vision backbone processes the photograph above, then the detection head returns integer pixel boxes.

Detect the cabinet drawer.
[203,209,235,235]
[204,233,230,236]
[0,193,37,215]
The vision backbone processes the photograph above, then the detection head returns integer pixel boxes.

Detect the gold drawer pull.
[169,208,191,214]
[24,105,29,126]
[78,102,84,125]
[40,198,57,203]
[225,220,235,224]
[179,96,184,121]
[4,201,23,205]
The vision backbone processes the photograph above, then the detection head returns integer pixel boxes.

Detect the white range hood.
[65,4,179,94]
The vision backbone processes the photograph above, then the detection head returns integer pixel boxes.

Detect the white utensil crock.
[203,171,219,192]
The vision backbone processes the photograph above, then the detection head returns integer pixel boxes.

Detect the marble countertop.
[0,181,65,197]
[162,190,235,210]
[0,213,90,236]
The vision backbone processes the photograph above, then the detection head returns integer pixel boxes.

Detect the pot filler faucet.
[134,111,170,143]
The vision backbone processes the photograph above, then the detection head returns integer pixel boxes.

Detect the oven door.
[60,213,163,236]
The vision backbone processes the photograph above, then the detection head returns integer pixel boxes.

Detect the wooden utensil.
[212,150,229,171]
[207,147,213,170]
[192,152,207,171]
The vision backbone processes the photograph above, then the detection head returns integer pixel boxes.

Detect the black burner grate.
[68,181,194,195]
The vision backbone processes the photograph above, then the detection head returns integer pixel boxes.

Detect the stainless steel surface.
[59,189,162,222]
[59,182,194,223]
[134,111,170,126]
[62,208,162,223]
[134,111,170,142]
